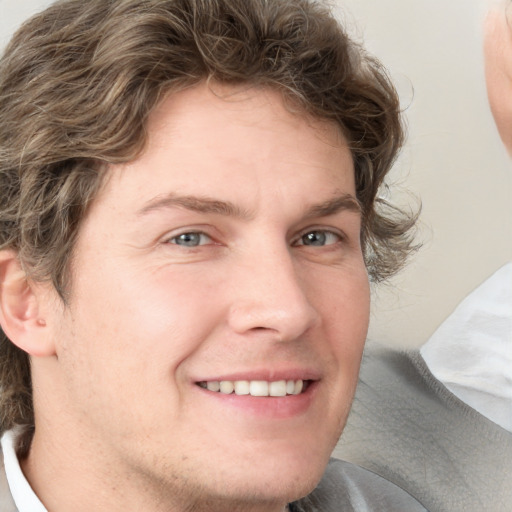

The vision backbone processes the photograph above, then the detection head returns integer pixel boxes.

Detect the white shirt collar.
[421,262,512,431]
[1,429,47,512]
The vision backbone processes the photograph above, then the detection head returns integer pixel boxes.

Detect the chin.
[222,445,330,504]
[213,472,322,509]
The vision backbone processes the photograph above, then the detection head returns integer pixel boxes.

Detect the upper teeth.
[198,379,304,397]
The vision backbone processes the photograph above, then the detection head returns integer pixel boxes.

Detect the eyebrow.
[304,194,362,219]
[138,193,253,219]
[137,192,361,219]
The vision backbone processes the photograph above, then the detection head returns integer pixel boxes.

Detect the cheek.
[332,286,369,379]
[314,268,369,434]
[313,265,370,354]
[54,268,225,431]
[322,264,370,321]
[59,263,225,396]
[87,262,219,334]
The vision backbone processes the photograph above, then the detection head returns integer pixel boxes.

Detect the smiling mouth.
[197,379,310,397]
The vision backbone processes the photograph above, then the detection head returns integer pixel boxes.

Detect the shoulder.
[336,341,512,512]
[294,458,428,512]
[349,341,502,426]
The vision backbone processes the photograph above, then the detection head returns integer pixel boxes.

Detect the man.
[335,2,512,511]
[0,1,424,510]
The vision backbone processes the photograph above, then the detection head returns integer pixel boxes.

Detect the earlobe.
[0,250,56,357]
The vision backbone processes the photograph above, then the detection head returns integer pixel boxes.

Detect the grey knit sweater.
[334,342,512,512]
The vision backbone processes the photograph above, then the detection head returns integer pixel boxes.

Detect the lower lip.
[195,381,318,420]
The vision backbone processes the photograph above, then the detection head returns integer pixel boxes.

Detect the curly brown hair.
[0,0,417,445]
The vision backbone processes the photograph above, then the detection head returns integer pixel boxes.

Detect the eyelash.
[166,228,344,249]
[293,229,343,248]
[167,231,213,248]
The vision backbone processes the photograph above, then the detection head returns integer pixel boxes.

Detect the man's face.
[41,84,370,509]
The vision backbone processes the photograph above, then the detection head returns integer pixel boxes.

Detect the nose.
[227,247,320,341]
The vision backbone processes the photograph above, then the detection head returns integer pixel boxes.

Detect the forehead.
[106,82,354,198]
[148,82,346,150]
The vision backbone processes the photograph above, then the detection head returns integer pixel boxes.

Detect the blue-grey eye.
[170,232,209,247]
[299,230,339,246]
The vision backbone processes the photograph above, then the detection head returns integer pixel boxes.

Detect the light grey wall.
[0,0,53,47]
[2,0,511,348]
[336,0,512,347]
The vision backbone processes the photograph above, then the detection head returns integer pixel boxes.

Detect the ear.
[0,250,57,357]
